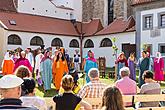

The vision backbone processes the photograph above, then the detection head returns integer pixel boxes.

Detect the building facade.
[138,7,165,57]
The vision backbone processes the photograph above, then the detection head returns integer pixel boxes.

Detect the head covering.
[41,50,51,62]
[156,52,162,63]
[4,52,12,60]
[0,75,23,89]
[87,51,97,62]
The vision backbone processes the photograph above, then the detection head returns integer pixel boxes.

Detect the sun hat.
[0,75,24,89]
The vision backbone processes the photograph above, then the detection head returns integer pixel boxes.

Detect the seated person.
[115,67,137,106]
[14,65,31,79]
[53,75,92,110]
[20,78,47,110]
[139,70,161,107]
[101,86,125,110]
[0,75,38,110]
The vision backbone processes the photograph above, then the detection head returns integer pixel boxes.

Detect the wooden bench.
[82,94,165,110]
[44,97,55,110]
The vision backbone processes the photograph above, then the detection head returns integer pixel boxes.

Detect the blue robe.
[84,59,98,83]
[137,57,149,88]
[40,59,52,90]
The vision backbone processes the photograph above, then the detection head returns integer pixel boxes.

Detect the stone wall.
[82,0,104,24]
[82,0,133,25]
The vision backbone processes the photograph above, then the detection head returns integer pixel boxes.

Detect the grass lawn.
[36,76,165,97]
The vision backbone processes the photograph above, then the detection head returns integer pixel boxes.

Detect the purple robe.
[154,58,164,81]
[128,58,136,81]
[14,58,33,72]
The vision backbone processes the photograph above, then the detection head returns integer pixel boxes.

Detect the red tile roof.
[0,11,103,37]
[76,19,104,37]
[95,16,135,36]
[0,0,17,12]
[132,0,155,5]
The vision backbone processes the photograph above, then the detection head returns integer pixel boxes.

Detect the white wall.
[82,32,135,67]
[1,30,135,67]
[140,7,165,57]
[18,0,82,21]
[5,31,80,59]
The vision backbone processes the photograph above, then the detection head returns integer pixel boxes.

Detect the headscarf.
[4,52,12,60]
[15,51,27,64]
[40,50,51,62]
[87,51,97,62]
[156,52,162,63]
[116,52,128,66]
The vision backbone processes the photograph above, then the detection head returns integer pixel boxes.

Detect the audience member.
[0,75,38,110]
[20,78,47,110]
[115,67,137,106]
[101,86,125,110]
[139,70,161,107]
[15,65,31,79]
[78,68,106,109]
[59,68,80,94]
[53,75,92,110]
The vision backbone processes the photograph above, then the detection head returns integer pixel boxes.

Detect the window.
[158,12,165,28]
[8,34,21,45]
[108,0,114,24]
[84,39,94,48]
[69,39,79,48]
[51,38,63,47]
[100,38,112,47]
[143,14,153,30]
[159,43,165,56]
[9,20,16,25]
[30,36,44,46]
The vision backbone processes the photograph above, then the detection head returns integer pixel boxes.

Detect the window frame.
[30,36,44,46]
[100,38,113,47]
[84,39,94,48]
[158,12,165,28]
[69,39,79,48]
[51,38,63,47]
[8,34,22,45]
[143,14,153,30]
[158,43,165,56]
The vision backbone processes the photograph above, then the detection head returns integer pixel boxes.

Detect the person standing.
[40,50,52,91]
[128,52,136,81]
[34,49,44,86]
[137,51,150,88]
[65,49,70,69]
[26,48,34,68]
[154,52,164,83]
[116,52,128,80]
[1,51,14,75]
[14,51,33,73]
[74,50,81,71]
[84,51,98,83]
[147,52,153,71]
[52,52,68,92]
